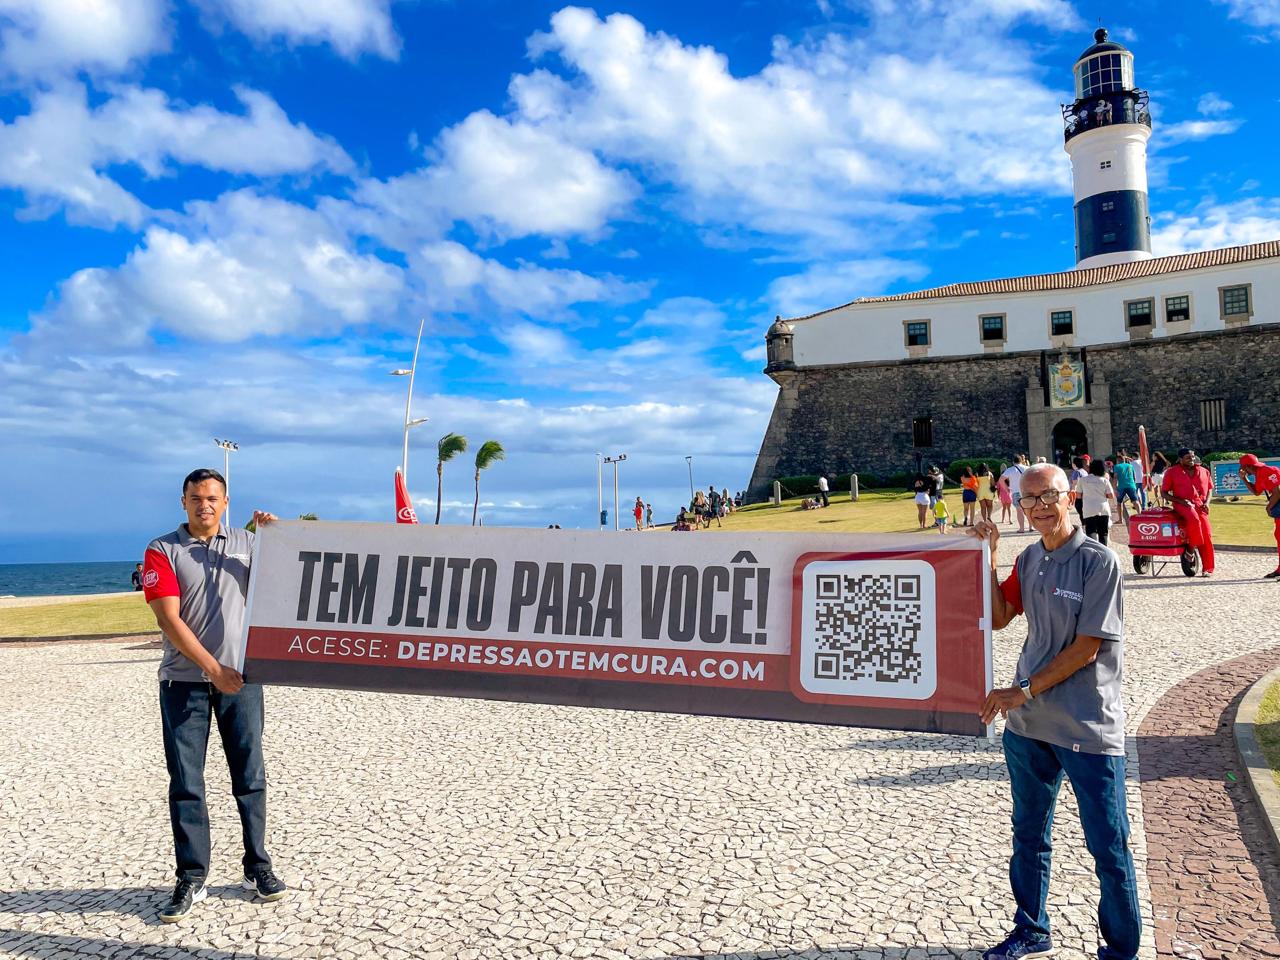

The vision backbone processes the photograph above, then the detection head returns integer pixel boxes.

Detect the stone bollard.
[772,481,782,506]
[851,474,859,501]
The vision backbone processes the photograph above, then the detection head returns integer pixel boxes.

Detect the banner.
[1048,358,1085,408]
[1212,457,1280,496]
[242,522,993,736]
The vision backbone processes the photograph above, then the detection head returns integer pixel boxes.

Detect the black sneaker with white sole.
[159,877,207,923]
[242,865,288,902]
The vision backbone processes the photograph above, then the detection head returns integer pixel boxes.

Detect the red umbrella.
[1138,425,1152,490]
[394,468,419,524]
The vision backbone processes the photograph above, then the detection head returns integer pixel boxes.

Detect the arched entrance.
[1051,418,1088,467]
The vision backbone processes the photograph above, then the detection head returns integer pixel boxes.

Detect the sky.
[1,0,1278,563]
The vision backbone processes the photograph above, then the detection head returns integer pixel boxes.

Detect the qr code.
[797,560,937,700]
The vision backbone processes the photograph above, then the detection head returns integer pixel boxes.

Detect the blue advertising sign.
[1211,458,1280,495]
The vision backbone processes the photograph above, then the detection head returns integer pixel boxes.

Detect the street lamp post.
[684,455,694,505]
[390,317,428,486]
[602,454,627,531]
[596,453,604,529]
[213,438,238,528]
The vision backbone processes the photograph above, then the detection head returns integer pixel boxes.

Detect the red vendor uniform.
[1162,462,1215,574]
[1247,462,1280,563]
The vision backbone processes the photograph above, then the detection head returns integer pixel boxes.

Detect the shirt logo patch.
[1052,586,1083,603]
[142,570,160,588]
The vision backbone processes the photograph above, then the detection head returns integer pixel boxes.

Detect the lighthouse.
[1063,28,1153,269]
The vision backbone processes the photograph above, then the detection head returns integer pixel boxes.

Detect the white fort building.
[747,28,1279,497]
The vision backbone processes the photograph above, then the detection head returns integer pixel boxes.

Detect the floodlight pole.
[213,438,239,529]
[603,454,627,531]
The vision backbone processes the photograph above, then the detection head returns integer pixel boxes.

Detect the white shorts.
[914,493,930,506]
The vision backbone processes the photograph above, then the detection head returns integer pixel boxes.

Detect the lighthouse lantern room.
[1063,28,1154,269]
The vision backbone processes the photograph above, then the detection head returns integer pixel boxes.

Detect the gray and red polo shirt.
[143,525,255,682]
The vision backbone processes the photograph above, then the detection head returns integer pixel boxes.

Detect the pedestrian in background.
[1076,459,1118,546]
[1238,454,1280,578]
[817,473,830,508]
[961,466,979,527]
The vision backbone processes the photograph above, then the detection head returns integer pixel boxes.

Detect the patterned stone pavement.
[1138,648,1280,959]
[1,536,1278,960]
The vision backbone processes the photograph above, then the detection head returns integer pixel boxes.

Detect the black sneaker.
[159,877,207,923]
[1263,568,1280,579]
[242,865,288,902]
[982,931,1055,960]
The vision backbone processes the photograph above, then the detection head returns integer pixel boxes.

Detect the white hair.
[1022,462,1070,492]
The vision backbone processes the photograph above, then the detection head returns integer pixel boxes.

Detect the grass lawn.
[719,488,1276,547]
[1256,679,1280,791]
[0,594,158,640]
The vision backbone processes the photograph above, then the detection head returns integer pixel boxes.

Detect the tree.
[471,440,505,526]
[435,432,468,524]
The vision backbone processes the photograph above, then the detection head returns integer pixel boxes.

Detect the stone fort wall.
[746,323,1280,497]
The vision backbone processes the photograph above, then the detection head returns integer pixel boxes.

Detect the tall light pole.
[603,453,627,531]
[596,453,604,529]
[684,455,695,505]
[390,317,428,486]
[213,438,238,528]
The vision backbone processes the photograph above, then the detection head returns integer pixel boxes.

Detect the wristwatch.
[1019,678,1033,701]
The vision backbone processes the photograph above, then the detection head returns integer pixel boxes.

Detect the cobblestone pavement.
[1138,648,1280,959]
[2,539,1279,960]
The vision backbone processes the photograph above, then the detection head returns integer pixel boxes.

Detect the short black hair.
[1089,459,1107,476]
[183,468,227,495]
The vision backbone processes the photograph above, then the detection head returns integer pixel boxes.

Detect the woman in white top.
[1075,459,1118,546]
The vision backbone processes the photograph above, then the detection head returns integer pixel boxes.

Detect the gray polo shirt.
[1001,526,1125,755]
[143,525,255,682]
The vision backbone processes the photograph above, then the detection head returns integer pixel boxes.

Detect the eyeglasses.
[1018,490,1066,508]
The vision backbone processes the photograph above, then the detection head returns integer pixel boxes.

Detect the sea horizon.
[0,560,139,598]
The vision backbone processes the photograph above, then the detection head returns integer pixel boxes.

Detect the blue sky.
[2,0,1278,563]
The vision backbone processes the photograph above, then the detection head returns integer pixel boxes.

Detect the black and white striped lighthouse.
[1063,28,1153,269]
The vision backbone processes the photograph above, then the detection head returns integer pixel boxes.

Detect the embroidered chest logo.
[1052,586,1083,603]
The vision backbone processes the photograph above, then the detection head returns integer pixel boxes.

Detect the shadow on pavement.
[0,884,253,925]
[1124,577,1263,588]
[0,928,283,959]
[660,948,981,959]
[846,760,1009,788]
[827,734,1002,754]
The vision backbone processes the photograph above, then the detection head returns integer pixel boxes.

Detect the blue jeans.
[1003,730,1140,960]
[159,681,271,882]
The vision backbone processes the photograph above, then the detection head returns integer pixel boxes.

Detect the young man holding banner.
[142,468,287,922]
[968,464,1139,960]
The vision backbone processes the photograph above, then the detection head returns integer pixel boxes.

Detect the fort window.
[1199,398,1226,432]
[1125,298,1153,328]
[1220,284,1252,321]
[912,417,934,448]
[1164,295,1190,324]
[1050,310,1074,336]
[980,314,1006,343]
[1099,160,1112,169]
[904,321,930,346]
[1101,200,1115,211]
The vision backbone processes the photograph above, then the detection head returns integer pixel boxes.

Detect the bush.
[1199,450,1274,464]
[944,457,1007,478]
[774,473,856,497]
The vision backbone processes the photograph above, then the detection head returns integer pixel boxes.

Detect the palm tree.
[435,432,468,524]
[472,440,505,525]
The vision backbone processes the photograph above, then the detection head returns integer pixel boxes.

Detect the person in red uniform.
[1239,453,1280,578]
[1161,448,1215,577]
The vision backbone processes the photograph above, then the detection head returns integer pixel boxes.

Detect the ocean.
[0,561,138,598]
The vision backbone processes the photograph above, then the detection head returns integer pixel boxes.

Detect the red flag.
[394,468,418,524]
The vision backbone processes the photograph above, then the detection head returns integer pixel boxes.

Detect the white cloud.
[1196,92,1233,115]
[505,3,1076,249]
[411,241,649,316]
[0,83,354,227]
[1151,198,1280,255]
[1158,118,1242,145]
[349,110,638,246]
[1213,0,1280,34]
[195,0,400,59]
[26,190,405,344]
[0,0,168,79]
[766,258,931,316]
